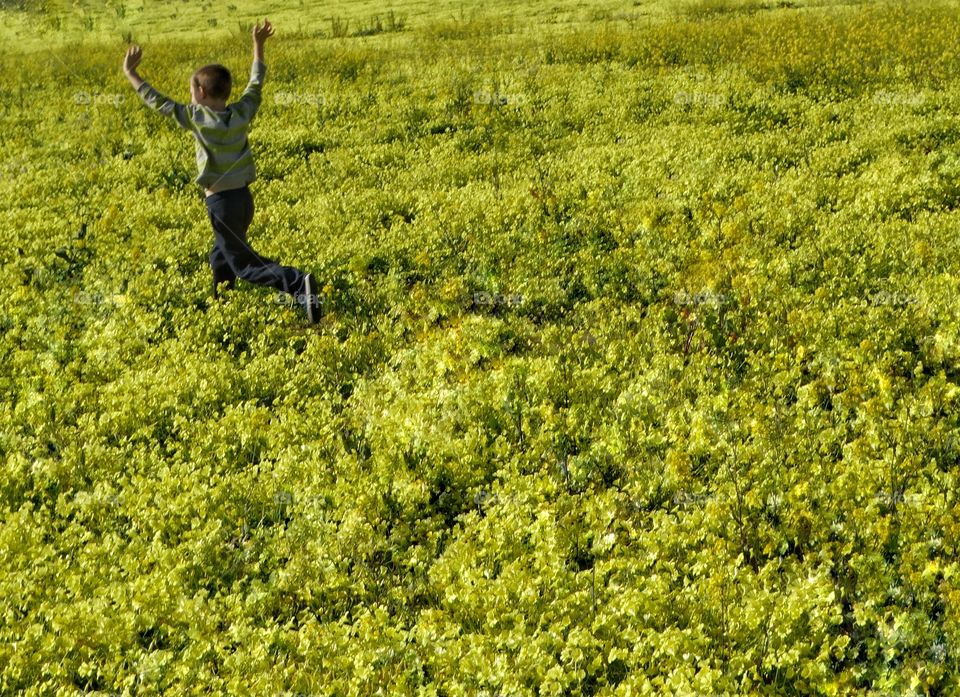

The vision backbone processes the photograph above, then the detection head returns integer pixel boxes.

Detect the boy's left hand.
[123,45,142,75]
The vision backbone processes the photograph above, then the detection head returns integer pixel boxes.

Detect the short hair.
[192,64,232,100]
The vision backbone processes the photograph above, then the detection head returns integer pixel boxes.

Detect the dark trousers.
[204,186,306,298]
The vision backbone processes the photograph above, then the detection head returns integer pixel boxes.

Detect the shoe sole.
[304,274,319,323]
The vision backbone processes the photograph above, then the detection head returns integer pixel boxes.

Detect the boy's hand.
[252,19,273,63]
[253,18,274,45]
[123,45,142,75]
[123,45,145,89]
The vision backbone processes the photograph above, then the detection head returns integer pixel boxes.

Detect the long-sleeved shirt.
[136,60,266,194]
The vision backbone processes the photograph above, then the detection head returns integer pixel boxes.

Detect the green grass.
[3,0,886,52]
[5,0,960,694]
[3,0,642,51]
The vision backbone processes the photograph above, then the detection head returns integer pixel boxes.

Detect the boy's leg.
[209,241,236,298]
[204,186,307,296]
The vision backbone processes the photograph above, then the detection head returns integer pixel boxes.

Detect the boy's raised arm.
[234,19,274,122]
[123,46,146,90]
[253,18,273,64]
[123,45,192,131]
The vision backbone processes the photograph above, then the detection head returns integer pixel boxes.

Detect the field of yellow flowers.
[5,0,960,694]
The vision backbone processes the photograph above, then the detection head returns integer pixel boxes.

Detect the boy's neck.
[196,98,227,111]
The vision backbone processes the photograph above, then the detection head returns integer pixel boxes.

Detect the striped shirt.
[136,60,266,194]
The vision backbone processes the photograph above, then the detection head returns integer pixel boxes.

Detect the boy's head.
[190,64,232,106]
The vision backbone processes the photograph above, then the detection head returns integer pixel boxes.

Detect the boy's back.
[135,61,266,195]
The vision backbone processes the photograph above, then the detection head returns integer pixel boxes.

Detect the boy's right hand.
[253,18,274,45]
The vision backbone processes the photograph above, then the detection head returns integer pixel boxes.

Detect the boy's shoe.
[301,273,322,324]
[212,273,236,300]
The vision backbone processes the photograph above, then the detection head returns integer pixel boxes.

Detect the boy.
[122,18,321,323]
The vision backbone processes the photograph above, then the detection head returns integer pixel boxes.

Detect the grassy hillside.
[4,0,960,694]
